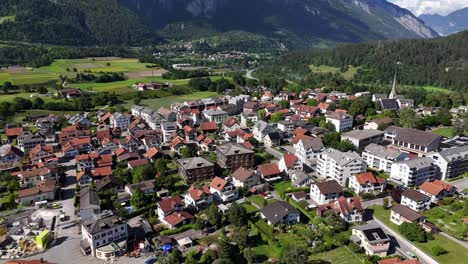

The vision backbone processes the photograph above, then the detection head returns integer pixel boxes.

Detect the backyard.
[423,204,467,240]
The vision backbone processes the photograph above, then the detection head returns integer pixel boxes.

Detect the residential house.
[348,172,386,194]
[260,201,300,225]
[5,127,23,142]
[341,129,384,151]
[77,170,93,186]
[277,120,295,132]
[125,180,156,196]
[158,107,177,122]
[209,176,239,203]
[80,215,128,259]
[290,170,311,187]
[161,122,177,143]
[364,117,393,130]
[17,132,45,152]
[17,167,55,188]
[257,162,282,182]
[294,137,324,164]
[317,148,366,187]
[310,180,344,205]
[16,179,57,205]
[109,112,130,130]
[199,122,218,134]
[390,157,441,187]
[252,120,275,142]
[0,144,23,171]
[240,112,258,127]
[278,153,302,175]
[401,189,431,212]
[203,109,228,124]
[418,180,455,202]
[390,204,426,226]
[264,131,281,147]
[157,196,184,220]
[362,144,408,173]
[177,157,215,183]
[351,225,390,257]
[216,143,255,171]
[317,197,363,222]
[430,145,468,180]
[385,126,441,156]
[95,176,124,193]
[231,167,260,190]
[223,117,241,132]
[161,211,195,229]
[184,185,213,210]
[325,112,353,132]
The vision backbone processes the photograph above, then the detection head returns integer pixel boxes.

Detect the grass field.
[124,91,218,110]
[310,246,362,264]
[0,71,57,85]
[423,206,467,240]
[309,64,359,80]
[0,16,15,24]
[433,127,456,138]
[370,206,468,264]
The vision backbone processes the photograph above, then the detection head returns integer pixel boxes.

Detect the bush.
[160,224,195,236]
[432,245,448,256]
[399,222,426,242]
[348,242,362,253]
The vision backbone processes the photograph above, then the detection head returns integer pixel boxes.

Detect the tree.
[2,81,13,94]
[215,78,235,94]
[206,204,222,227]
[233,74,246,86]
[231,226,249,250]
[270,112,284,123]
[32,97,45,109]
[399,107,422,129]
[181,147,195,158]
[432,245,448,256]
[278,100,290,109]
[307,99,318,106]
[348,97,374,117]
[154,159,168,177]
[399,222,426,242]
[391,188,403,203]
[382,198,389,210]
[37,87,48,94]
[130,188,148,209]
[133,92,143,105]
[280,244,310,264]
[226,203,247,226]
[132,163,155,183]
[258,109,266,121]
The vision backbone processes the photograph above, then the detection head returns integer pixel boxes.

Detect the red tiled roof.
[224,117,239,127]
[163,211,194,227]
[159,196,183,214]
[241,141,254,149]
[334,196,363,215]
[432,179,455,192]
[188,185,210,201]
[318,102,330,110]
[354,172,385,185]
[145,147,161,159]
[92,166,112,177]
[293,127,308,136]
[291,134,313,145]
[200,122,218,131]
[128,159,148,168]
[114,147,128,157]
[30,144,53,157]
[210,176,227,191]
[75,154,90,161]
[419,181,444,196]
[101,112,112,122]
[17,180,56,198]
[226,129,245,138]
[257,162,281,177]
[6,127,23,137]
[282,153,298,169]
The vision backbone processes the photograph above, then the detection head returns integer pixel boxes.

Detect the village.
[0,79,467,264]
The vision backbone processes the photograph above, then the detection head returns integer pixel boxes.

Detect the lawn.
[432,127,456,138]
[251,244,281,260]
[0,15,15,24]
[423,206,467,240]
[309,64,359,80]
[310,246,362,264]
[0,71,57,85]
[125,91,218,110]
[370,206,468,264]
[241,202,258,214]
[273,181,293,194]
[248,195,267,207]
[39,58,153,74]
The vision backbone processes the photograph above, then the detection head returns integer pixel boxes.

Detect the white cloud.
[389,0,468,16]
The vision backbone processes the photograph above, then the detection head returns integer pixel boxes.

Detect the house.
[5,127,24,142]
[17,167,55,188]
[263,131,281,147]
[325,112,353,132]
[277,120,295,132]
[362,144,408,173]
[261,91,274,101]
[348,172,386,194]
[430,145,468,180]
[119,135,139,152]
[184,185,213,209]
[199,122,218,133]
[390,157,441,187]
[294,137,324,164]
[290,170,311,187]
[162,211,195,229]
[16,179,57,205]
[317,197,363,222]
[310,180,344,205]
[80,215,128,259]
[278,153,302,175]
[158,107,177,122]
[77,170,93,186]
[290,191,307,202]
[317,148,366,187]
[240,112,258,126]
[17,132,45,152]
[390,204,426,226]
[257,162,282,182]
[127,159,148,170]
[177,157,215,183]
[79,186,101,222]
[0,144,23,171]
[223,117,241,132]
[109,112,130,130]
[95,176,124,193]
[157,196,184,220]
[161,122,177,143]
[252,120,275,142]
[203,109,228,124]
[232,167,260,190]
[341,129,384,151]
[351,225,390,257]
[385,126,441,156]
[145,147,163,161]
[125,180,156,195]
[401,189,431,212]
[209,176,239,203]
[260,201,300,225]
[216,143,255,171]
[364,117,393,130]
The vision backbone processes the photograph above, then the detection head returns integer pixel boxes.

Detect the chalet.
[290,170,311,187]
[390,204,426,226]
[231,167,260,190]
[401,189,431,212]
[184,185,213,210]
[418,180,457,202]
[209,176,239,203]
[16,179,57,205]
[278,153,302,175]
[125,180,156,196]
[310,180,344,205]
[260,201,300,225]
[317,197,363,222]
[157,196,184,220]
[0,144,23,171]
[95,176,124,193]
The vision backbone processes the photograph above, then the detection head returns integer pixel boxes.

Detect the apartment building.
[390,157,440,187]
[317,148,366,187]
[362,144,408,173]
[216,143,255,171]
[177,157,215,183]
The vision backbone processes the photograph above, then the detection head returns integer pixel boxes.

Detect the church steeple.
[389,71,397,99]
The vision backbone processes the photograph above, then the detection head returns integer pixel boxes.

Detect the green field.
[0,16,15,24]
[309,64,359,80]
[310,246,362,264]
[123,91,218,110]
[423,206,467,240]
[433,127,456,138]
[370,206,468,264]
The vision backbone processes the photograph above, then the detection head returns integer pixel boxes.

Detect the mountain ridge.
[419,7,468,36]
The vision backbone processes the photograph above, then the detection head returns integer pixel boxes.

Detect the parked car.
[144,258,156,264]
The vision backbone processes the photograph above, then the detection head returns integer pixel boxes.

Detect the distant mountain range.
[419,7,468,36]
[0,0,439,48]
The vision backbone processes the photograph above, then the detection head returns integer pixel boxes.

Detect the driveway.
[264,146,283,159]
[450,177,468,191]
[361,196,392,209]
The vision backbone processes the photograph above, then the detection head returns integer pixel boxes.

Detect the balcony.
[369,242,390,253]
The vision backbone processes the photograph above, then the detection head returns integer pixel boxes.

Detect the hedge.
[160,224,195,236]
[285,197,316,222]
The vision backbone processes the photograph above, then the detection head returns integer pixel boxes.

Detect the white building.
[109,112,130,130]
[278,153,302,175]
[362,144,408,173]
[384,126,441,157]
[325,112,353,132]
[341,129,384,151]
[401,189,431,212]
[348,172,386,194]
[310,180,344,205]
[252,120,275,142]
[203,109,228,124]
[317,148,366,187]
[430,146,468,180]
[209,176,239,203]
[294,137,324,164]
[232,167,260,190]
[390,157,440,187]
[161,122,177,143]
[351,225,390,257]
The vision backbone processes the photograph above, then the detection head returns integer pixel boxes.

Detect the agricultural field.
[309,64,359,80]
[124,91,219,111]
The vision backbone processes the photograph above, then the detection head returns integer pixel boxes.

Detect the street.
[450,177,468,190]
[264,146,283,160]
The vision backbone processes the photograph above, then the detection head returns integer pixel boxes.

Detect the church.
[372,72,414,111]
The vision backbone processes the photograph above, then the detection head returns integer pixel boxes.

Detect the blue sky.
[389,0,468,15]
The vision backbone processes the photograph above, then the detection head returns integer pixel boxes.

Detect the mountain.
[419,7,468,36]
[0,0,156,45]
[0,0,437,47]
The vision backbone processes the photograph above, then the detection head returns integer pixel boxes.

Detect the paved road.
[361,197,392,209]
[264,146,283,160]
[450,177,468,190]
[369,219,438,264]
[245,69,257,80]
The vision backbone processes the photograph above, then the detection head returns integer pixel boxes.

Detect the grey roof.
[379,99,399,110]
[80,186,100,210]
[254,120,270,133]
[83,215,126,235]
[391,127,441,147]
[141,108,154,115]
[260,201,299,225]
[131,105,144,111]
[216,143,254,156]
[203,109,227,116]
[126,179,155,193]
[178,157,214,170]
[373,94,388,100]
[353,224,390,243]
[326,112,352,120]
[393,157,434,169]
[315,180,344,194]
[95,176,124,191]
[162,122,177,130]
[435,145,468,162]
[342,129,384,140]
[291,170,309,185]
[402,189,429,202]
[363,143,405,160]
[299,137,324,152]
[323,148,363,166]
[391,204,423,222]
[0,144,23,157]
